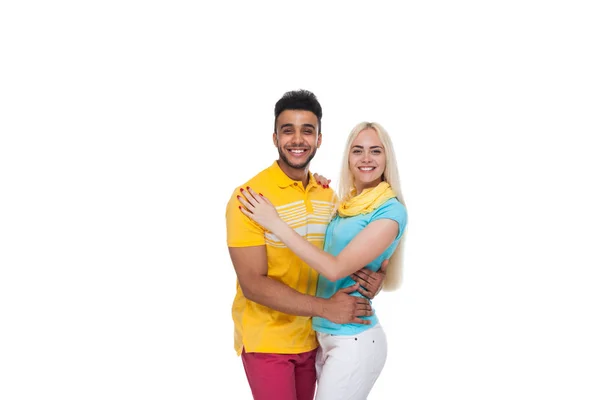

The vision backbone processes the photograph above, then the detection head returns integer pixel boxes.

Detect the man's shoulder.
[308,186,338,205]
[310,185,337,196]
[228,165,275,197]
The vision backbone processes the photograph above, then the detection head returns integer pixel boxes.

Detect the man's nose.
[291,131,304,144]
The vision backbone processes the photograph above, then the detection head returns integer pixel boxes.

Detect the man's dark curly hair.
[274,89,322,133]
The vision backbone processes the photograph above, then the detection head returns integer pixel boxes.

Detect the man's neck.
[277,159,310,188]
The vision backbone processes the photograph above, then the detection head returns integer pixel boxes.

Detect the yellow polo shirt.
[226,161,337,355]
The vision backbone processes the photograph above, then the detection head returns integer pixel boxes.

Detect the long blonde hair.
[338,122,407,291]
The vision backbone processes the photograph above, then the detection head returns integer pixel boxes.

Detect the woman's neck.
[355,179,383,195]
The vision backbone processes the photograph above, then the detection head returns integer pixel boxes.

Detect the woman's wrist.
[270,218,287,235]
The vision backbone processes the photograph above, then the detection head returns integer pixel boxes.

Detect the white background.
[1,1,599,399]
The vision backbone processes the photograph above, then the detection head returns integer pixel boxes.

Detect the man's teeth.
[359,167,375,171]
[290,149,306,153]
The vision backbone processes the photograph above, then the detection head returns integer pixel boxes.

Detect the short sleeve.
[371,199,407,240]
[226,188,266,247]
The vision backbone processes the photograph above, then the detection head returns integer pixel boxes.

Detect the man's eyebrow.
[279,123,317,130]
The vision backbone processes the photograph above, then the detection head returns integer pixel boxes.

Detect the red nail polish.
[240,188,244,192]
[246,186,250,190]
[259,193,263,196]
[238,206,241,209]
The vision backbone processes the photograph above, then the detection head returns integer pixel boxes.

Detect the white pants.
[315,323,387,400]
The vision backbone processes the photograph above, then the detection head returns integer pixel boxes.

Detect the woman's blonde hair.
[338,122,407,291]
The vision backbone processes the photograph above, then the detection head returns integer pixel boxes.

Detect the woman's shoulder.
[380,197,406,212]
[371,198,407,221]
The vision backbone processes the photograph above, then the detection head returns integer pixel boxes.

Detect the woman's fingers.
[259,192,274,207]
[239,205,253,218]
[246,187,262,204]
[313,173,329,188]
[247,187,276,209]
[239,187,259,206]
[237,193,254,211]
[239,186,273,209]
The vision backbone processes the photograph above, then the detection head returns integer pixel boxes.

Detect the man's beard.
[277,146,318,170]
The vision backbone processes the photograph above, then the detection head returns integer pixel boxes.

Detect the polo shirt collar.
[268,161,317,190]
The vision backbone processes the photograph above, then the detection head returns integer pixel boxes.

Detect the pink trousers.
[241,347,318,400]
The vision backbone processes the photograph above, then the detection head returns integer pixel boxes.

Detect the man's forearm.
[242,276,326,318]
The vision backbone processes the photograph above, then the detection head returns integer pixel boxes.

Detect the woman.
[238,122,407,400]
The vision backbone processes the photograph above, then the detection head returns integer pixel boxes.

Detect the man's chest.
[265,197,334,246]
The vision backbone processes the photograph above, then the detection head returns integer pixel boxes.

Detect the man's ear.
[272,132,278,147]
[317,132,322,148]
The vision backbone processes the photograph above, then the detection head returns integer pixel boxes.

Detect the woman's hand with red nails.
[313,173,331,188]
[237,187,284,232]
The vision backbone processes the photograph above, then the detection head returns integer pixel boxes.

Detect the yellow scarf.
[337,181,397,217]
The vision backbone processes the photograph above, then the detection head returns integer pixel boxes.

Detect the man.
[226,90,387,400]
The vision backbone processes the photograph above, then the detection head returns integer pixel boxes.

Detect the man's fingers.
[351,272,371,287]
[353,306,371,317]
[354,296,370,305]
[350,273,363,285]
[356,286,374,299]
[355,307,373,316]
[338,283,359,294]
[353,274,377,293]
[354,297,372,310]
[360,268,378,280]
[354,301,372,311]
[355,269,377,283]
[349,273,376,297]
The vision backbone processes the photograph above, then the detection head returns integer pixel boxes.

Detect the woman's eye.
[352,150,362,154]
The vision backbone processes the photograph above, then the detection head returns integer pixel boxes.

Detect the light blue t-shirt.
[312,198,407,336]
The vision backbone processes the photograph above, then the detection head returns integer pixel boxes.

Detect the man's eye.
[303,130,313,134]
